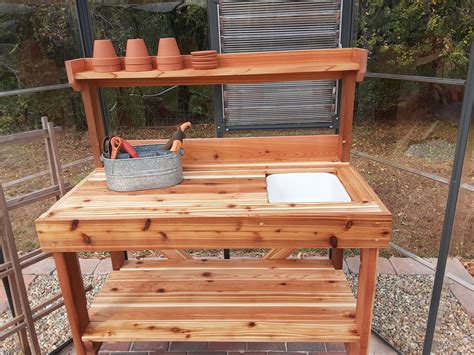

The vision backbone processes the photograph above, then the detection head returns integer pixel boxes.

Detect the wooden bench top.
[83,259,359,343]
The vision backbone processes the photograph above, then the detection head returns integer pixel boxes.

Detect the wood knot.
[159,231,168,239]
[81,233,92,244]
[143,218,151,231]
[227,204,236,208]
[136,261,143,265]
[248,322,256,328]
[111,287,118,291]
[171,327,181,333]
[157,288,165,293]
[202,272,212,277]
[329,235,338,248]
[186,334,191,339]
[345,220,353,230]
[70,219,79,231]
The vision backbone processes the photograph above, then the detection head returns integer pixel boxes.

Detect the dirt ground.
[1,114,472,260]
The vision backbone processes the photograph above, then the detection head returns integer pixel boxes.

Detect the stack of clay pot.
[125,39,152,72]
[191,50,218,70]
[156,38,184,71]
[92,40,121,72]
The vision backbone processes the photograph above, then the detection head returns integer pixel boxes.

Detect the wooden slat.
[83,320,359,342]
[0,126,61,147]
[82,259,358,343]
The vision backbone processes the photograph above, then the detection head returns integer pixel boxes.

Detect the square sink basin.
[266,172,351,203]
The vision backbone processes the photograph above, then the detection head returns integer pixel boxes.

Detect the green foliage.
[356,0,473,120]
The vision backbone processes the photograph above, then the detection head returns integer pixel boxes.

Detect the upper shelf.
[65,48,368,91]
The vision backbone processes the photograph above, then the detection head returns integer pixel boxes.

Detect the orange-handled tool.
[110,137,139,159]
[164,121,192,151]
[170,140,182,152]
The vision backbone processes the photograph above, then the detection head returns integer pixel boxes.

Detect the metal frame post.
[75,0,110,135]
[336,0,356,133]
[207,0,225,138]
[422,42,474,354]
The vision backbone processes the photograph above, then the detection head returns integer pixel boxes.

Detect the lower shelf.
[82,258,359,343]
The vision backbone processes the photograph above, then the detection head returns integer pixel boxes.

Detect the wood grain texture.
[65,49,368,90]
[82,259,359,343]
[54,252,93,355]
[35,157,392,252]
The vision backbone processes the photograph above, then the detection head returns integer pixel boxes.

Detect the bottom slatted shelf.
[82,259,359,343]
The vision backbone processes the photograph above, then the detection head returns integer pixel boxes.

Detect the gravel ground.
[1,271,472,354]
[347,273,473,354]
[405,139,456,163]
[0,274,106,354]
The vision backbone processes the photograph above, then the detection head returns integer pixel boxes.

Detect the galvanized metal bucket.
[102,144,183,192]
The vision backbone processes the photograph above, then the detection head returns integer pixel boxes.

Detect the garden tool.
[164,121,192,150]
[109,137,139,159]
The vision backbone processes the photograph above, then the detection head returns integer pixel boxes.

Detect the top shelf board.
[65,48,368,91]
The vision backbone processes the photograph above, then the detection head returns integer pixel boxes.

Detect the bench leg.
[345,248,378,355]
[111,251,126,270]
[330,248,344,269]
[54,252,101,355]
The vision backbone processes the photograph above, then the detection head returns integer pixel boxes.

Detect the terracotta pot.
[126,39,149,58]
[157,38,181,58]
[157,56,183,65]
[191,50,217,56]
[92,39,121,72]
[192,57,218,63]
[192,64,218,70]
[157,62,184,71]
[192,60,218,67]
[94,64,122,73]
[125,63,152,72]
[125,56,151,65]
[125,39,152,71]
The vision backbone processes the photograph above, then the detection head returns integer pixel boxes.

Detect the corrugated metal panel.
[218,0,341,130]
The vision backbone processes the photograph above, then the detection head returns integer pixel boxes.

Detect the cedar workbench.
[35,49,392,355]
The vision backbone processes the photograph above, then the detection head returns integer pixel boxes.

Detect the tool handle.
[179,122,192,132]
[110,137,122,160]
[120,139,139,158]
[170,140,182,152]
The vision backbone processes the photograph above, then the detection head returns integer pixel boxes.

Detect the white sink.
[266,172,351,203]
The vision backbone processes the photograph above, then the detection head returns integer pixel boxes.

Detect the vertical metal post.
[75,0,110,135]
[336,0,356,134]
[422,43,474,354]
[207,0,225,138]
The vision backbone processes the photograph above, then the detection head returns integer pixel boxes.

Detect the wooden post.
[0,187,41,354]
[330,248,344,270]
[338,72,357,162]
[81,83,105,167]
[53,252,97,355]
[110,251,126,270]
[346,248,378,355]
[45,119,66,197]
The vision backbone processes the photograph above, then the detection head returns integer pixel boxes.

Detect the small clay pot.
[157,56,183,65]
[191,50,217,56]
[92,39,121,72]
[125,39,152,71]
[192,57,218,63]
[125,63,153,72]
[192,60,218,67]
[191,55,217,62]
[192,64,218,70]
[157,38,181,58]
[157,63,184,71]
[125,57,151,65]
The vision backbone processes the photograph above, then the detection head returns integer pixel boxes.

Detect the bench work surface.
[35,159,391,252]
[83,259,358,343]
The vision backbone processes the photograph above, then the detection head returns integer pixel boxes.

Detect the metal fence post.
[207,0,225,138]
[75,0,110,135]
[422,42,474,354]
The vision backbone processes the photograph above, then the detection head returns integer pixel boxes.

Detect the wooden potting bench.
[35,48,392,355]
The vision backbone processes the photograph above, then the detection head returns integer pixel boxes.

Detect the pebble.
[347,273,474,354]
[0,274,106,353]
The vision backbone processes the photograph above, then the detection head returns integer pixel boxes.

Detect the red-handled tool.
[109,137,139,159]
